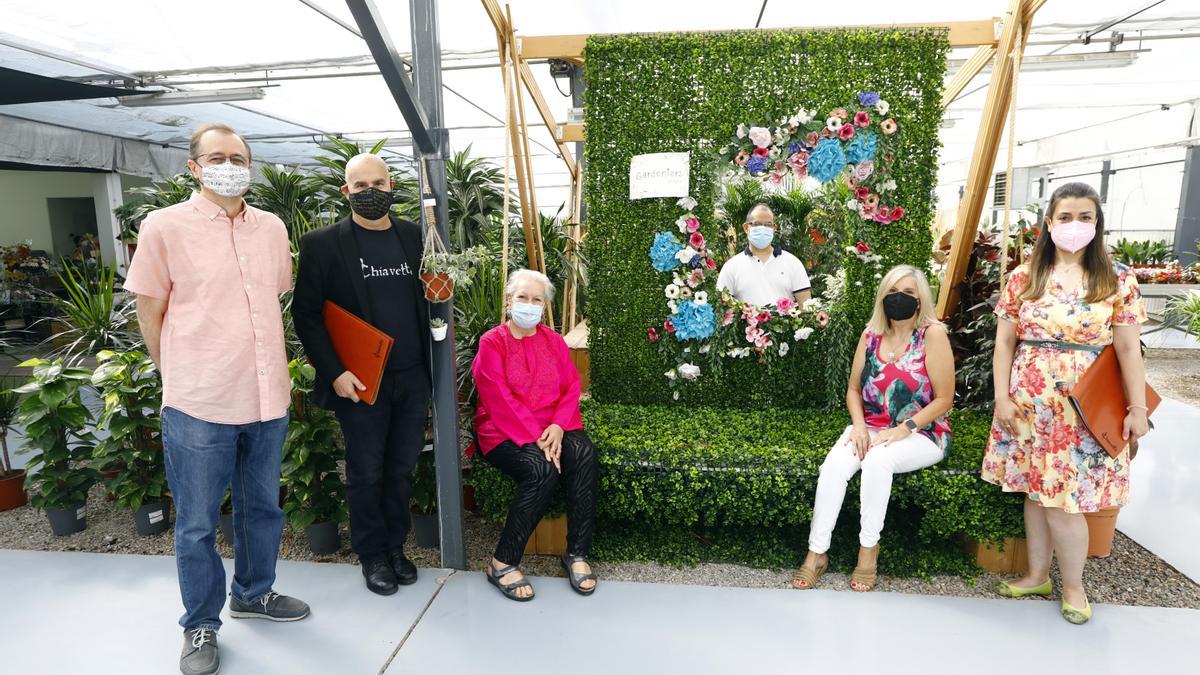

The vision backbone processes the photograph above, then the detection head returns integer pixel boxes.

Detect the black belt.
[1019,339,1106,353]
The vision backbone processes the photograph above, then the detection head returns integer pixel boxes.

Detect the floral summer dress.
[981,263,1147,514]
[861,326,952,455]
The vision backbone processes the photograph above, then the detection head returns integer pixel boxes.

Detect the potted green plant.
[90,350,170,536]
[281,360,346,555]
[410,448,439,548]
[420,246,488,303]
[0,380,26,511]
[429,317,448,342]
[13,358,96,535]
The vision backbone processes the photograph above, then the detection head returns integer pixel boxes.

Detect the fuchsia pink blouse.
[471,323,583,455]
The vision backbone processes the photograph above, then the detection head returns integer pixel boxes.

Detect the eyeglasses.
[745,221,776,227]
[196,153,250,168]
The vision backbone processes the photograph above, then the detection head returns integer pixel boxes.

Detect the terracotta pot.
[1085,506,1121,558]
[0,470,28,511]
[420,272,454,302]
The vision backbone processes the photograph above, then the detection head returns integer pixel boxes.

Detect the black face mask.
[883,291,919,321]
[348,187,392,220]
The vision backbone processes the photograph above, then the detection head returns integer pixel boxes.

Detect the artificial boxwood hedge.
[472,402,1024,576]
[583,28,950,408]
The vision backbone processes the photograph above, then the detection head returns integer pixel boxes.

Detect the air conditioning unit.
[992,166,1049,211]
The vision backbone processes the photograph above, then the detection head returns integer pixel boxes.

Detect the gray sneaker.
[180,628,219,675]
[229,590,310,622]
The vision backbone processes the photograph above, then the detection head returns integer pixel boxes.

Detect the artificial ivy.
[583,28,950,407]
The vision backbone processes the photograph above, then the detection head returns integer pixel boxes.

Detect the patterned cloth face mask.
[199,162,251,198]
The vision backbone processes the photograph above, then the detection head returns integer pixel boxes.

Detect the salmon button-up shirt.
[124,192,292,425]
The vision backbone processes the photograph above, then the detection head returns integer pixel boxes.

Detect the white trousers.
[807,425,944,553]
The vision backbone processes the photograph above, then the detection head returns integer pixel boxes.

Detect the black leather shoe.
[389,549,418,586]
[362,558,398,595]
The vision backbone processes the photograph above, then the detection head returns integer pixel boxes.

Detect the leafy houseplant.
[44,260,138,365]
[1109,237,1174,266]
[429,317,448,342]
[281,360,346,555]
[90,350,169,535]
[409,448,439,548]
[14,358,97,535]
[0,380,26,511]
[420,245,488,303]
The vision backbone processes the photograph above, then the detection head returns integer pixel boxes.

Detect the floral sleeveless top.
[860,326,951,454]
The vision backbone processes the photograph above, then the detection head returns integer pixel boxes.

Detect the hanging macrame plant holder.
[419,159,454,303]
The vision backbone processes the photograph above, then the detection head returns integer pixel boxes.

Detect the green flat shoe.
[995,579,1053,598]
[1061,598,1092,625]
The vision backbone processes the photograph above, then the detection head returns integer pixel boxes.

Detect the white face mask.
[198,162,251,197]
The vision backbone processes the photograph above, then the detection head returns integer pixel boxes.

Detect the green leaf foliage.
[14,359,97,510]
[280,359,346,528]
[90,350,167,511]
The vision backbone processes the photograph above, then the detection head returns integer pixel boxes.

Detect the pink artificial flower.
[686,217,701,233]
[859,203,876,218]
[704,257,718,270]
[854,241,870,253]
[792,164,808,179]
[855,187,870,200]
[788,151,809,169]
[816,311,830,328]
[664,319,676,334]
[746,326,766,345]
[864,193,880,207]
[689,232,705,249]
[873,209,893,225]
[832,107,848,120]
[889,206,904,221]
[881,119,898,135]
[722,309,735,326]
[735,150,750,166]
[679,287,693,300]
[776,297,796,313]
[844,175,859,190]
[820,128,833,139]
[768,171,785,187]
[839,124,856,140]
[757,310,772,325]
[853,160,874,182]
[806,131,820,146]
[854,111,870,127]
[753,147,770,158]
[647,327,659,341]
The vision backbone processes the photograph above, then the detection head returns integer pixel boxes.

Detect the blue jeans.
[162,407,288,632]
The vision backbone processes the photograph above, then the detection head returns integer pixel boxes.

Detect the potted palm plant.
[410,449,439,548]
[90,350,170,535]
[0,380,26,511]
[281,360,347,555]
[14,358,97,535]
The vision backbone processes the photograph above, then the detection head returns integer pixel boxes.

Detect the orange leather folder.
[1068,345,1161,459]
[322,301,393,406]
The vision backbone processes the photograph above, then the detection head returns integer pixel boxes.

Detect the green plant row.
[471,402,1023,576]
[582,28,950,407]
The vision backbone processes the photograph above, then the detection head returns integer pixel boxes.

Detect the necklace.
[882,329,913,362]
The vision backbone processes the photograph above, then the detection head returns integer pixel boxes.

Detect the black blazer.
[292,215,432,412]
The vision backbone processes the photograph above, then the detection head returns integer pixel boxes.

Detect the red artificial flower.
[753,147,770,158]
[854,111,870,127]
[664,319,676,334]
[647,327,659,342]
[855,241,870,253]
[889,206,904,221]
[810,227,827,245]
[874,209,893,225]
[838,124,856,140]
[757,310,772,325]
[855,187,870,200]
[689,232,705,248]
[704,257,718,270]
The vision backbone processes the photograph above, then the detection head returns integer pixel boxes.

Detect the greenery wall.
[583,29,950,408]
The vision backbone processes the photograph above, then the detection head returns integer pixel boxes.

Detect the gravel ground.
[2,483,1197,609]
[1144,348,1200,408]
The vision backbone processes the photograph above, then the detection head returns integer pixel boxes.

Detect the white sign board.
[629,152,690,199]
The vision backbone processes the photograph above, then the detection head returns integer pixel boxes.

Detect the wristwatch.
[903,419,918,432]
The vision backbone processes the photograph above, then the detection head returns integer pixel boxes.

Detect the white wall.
[0,169,96,252]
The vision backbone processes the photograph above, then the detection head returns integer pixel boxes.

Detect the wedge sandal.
[791,557,829,590]
[850,545,879,592]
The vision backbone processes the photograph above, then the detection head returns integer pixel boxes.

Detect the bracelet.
[1126,404,1149,412]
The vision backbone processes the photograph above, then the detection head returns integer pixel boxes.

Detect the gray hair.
[505,268,555,303]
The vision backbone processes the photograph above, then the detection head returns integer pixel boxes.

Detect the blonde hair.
[505,268,555,303]
[866,264,941,335]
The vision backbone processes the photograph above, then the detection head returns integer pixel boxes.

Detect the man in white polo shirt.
[717,203,813,307]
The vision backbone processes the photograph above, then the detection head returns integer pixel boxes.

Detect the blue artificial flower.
[689,254,702,269]
[650,231,683,272]
[858,91,880,106]
[745,154,769,176]
[788,141,802,155]
[846,131,878,165]
[807,139,847,183]
[672,300,715,341]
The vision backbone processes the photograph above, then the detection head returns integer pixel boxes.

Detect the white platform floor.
[0,549,1197,675]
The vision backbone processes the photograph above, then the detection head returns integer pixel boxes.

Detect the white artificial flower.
[778,342,790,356]
[675,246,699,264]
[846,199,859,211]
[736,123,748,139]
[797,108,814,124]
[875,100,890,115]
[768,146,781,160]
[698,343,711,354]
[801,175,823,195]
[675,216,690,233]
[694,291,709,305]
[795,327,814,341]
[825,117,843,132]
[668,299,678,313]
[673,391,681,400]
[665,369,677,381]
[875,272,883,279]
[747,126,772,148]
[787,307,802,318]
[802,298,821,311]
[677,196,698,211]
[678,363,700,380]
[665,285,680,299]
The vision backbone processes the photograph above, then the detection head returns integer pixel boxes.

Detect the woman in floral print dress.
[983,182,1149,625]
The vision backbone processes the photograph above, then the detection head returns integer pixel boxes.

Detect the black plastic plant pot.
[411,511,439,549]
[134,500,171,536]
[218,512,235,544]
[305,521,341,555]
[46,504,86,536]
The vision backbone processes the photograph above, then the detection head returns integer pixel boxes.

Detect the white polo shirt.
[716,245,811,307]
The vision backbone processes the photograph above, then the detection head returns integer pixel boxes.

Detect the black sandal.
[486,563,534,602]
[560,555,598,596]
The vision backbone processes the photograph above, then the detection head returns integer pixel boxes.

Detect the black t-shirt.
[353,224,421,371]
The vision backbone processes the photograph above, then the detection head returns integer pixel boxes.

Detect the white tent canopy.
[2,0,1200,221]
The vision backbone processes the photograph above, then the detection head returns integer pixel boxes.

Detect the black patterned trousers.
[483,429,598,566]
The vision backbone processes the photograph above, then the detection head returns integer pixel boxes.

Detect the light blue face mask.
[747,225,775,249]
[510,301,543,329]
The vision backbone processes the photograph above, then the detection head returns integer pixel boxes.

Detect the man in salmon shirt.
[125,123,309,675]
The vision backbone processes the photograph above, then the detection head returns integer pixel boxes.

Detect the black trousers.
[484,429,598,566]
[335,367,430,561]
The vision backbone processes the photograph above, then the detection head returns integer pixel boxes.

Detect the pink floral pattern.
[860,327,951,454]
[981,263,1147,513]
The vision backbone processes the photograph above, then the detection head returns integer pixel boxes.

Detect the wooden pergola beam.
[941,45,996,109]
[518,60,578,178]
[520,18,999,60]
[559,123,584,142]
